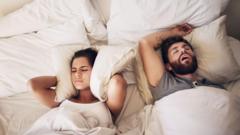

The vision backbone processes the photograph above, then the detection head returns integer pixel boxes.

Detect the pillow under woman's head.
[52,44,138,102]
[52,44,153,104]
[51,44,103,102]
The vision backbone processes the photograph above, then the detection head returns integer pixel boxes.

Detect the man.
[139,24,223,101]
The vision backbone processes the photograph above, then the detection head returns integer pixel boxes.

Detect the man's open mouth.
[180,54,191,63]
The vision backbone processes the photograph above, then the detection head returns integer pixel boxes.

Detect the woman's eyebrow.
[79,66,89,69]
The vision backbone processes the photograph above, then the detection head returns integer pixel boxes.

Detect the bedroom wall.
[224,0,240,40]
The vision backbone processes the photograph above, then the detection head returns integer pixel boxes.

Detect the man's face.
[167,42,198,75]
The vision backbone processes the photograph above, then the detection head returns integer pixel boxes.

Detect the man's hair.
[70,48,98,67]
[160,36,193,64]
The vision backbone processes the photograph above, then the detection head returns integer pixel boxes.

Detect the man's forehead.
[169,42,190,50]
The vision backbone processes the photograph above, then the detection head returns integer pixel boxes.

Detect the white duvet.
[1,86,240,135]
[118,86,240,135]
[24,100,116,135]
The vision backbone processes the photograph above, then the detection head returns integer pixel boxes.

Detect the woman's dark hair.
[70,48,98,67]
[160,36,193,64]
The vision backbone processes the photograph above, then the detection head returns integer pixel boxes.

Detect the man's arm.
[27,76,60,108]
[139,24,192,87]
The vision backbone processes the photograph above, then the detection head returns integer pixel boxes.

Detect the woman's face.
[71,57,92,90]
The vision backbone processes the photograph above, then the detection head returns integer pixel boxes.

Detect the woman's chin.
[75,86,89,91]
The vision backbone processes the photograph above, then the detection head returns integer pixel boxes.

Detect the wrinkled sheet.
[118,87,240,135]
[24,107,116,135]
[0,34,55,97]
[0,92,49,135]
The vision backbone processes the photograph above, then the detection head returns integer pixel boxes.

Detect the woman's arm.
[139,24,192,87]
[106,74,127,120]
[27,76,60,108]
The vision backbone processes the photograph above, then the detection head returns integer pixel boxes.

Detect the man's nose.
[179,47,186,53]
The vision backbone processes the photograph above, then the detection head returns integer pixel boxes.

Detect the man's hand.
[171,23,193,37]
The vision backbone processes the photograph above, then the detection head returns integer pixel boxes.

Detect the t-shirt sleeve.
[150,71,177,100]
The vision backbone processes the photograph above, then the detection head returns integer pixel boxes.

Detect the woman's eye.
[80,69,88,72]
[71,70,76,73]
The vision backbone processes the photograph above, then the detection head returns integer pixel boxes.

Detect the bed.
[0,0,240,135]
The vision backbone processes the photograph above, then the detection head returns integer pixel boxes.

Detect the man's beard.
[169,55,198,75]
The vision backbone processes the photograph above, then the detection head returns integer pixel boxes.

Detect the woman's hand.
[28,76,60,108]
[171,23,193,37]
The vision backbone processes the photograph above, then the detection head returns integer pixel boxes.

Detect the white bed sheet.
[0,92,49,135]
[0,34,55,97]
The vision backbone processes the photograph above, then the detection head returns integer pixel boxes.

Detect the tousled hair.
[160,36,193,64]
[70,48,98,67]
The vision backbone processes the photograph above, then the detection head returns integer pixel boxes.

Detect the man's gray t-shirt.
[151,72,224,101]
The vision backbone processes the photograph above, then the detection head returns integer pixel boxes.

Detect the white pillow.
[228,36,240,68]
[0,0,107,41]
[51,44,103,102]
[107,0,229,44]
[0,0,32,16]
[0,0,82,37]
[91,45,154,104]
[35,17,90,45]
[90,45,137,101]
[185,15,240,83]
[90,45,150,125]
[91,0,110,24]
[155,86,240,135]
[80,0,107,42]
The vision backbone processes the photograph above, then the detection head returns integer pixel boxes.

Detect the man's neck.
[175,73,198,81]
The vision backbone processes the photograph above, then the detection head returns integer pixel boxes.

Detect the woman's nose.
[75,70,82,78]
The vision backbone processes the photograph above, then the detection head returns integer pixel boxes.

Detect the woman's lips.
[75,80,83,83]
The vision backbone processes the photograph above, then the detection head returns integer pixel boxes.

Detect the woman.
[25,48,126,134]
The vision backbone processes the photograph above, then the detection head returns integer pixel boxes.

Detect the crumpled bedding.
[24,101,116,135]
[118,86,240,135]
